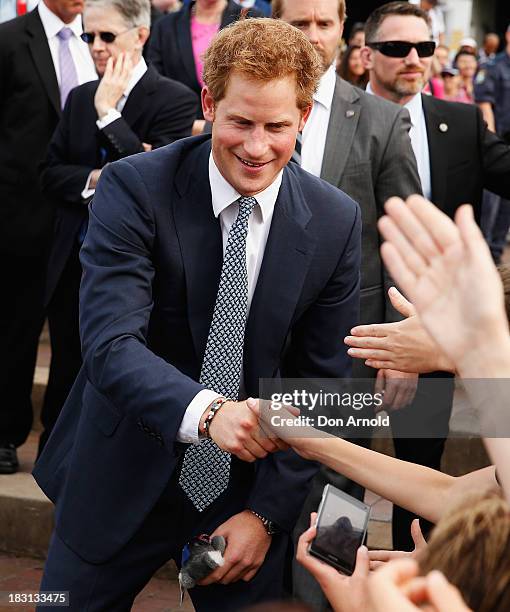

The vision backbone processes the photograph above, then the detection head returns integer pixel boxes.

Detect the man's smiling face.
[202,70,310,196]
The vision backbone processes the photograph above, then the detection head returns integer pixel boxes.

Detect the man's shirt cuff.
[81,171,96,200]
[96,108,122,130]
[176,389,222,444]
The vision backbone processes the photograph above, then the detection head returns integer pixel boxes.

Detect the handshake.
[200,398,305,462]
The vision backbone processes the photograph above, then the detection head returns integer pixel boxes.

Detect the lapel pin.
[439,122,448,133]
[346,110,355,118]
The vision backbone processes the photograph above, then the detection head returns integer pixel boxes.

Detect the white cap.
[459,37,478,49]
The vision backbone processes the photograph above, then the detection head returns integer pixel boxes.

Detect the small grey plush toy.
[179,534,227,590]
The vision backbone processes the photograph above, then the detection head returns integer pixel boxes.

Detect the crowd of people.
[1,0,510,610]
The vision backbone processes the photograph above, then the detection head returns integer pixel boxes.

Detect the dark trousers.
[481,191,510,264]
[39,466,291,612]
[0,253,46,447]
[390,373,454,551]
[39,245,82,455]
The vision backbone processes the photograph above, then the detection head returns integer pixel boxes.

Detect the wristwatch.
[249,510,279,536]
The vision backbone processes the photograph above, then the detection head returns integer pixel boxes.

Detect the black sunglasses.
[367,40,436,58]
[80,27,135,44]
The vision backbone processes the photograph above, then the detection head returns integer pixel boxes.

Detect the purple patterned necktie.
[57,27,78,109]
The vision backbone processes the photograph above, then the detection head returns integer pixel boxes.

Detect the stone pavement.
[0,552,194,612]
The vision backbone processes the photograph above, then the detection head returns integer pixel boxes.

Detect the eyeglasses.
[367,40,436,58]
[80,27,136,44]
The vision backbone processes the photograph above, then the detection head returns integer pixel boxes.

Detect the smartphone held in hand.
[308,484,371,575]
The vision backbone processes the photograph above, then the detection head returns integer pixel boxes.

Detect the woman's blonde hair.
[419,492,510,611]
[202,18,323,111]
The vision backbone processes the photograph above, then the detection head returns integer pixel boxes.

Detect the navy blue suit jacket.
[33,135,361,564]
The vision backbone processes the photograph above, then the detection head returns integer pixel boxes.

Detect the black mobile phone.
[308,484,371,575]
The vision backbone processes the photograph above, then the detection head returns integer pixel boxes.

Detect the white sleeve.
[96,108,122,130]
[176,389,222,444]
[81,171,96,200]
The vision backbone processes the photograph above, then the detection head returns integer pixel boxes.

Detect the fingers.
[368,549,408,563]
[410,519,427,553]
[349,323,390,338]
[365,359,396,370]
[380,241,417,301]
[111,51,125,79]
[374,368,386,392]
[104,56,114,77]
[246,397,259,415]
[405,195,460,254]
[381,377,399,409]
[425,570,472,611]
[369,548,413,572]
[368,558,420,611]
[348,347,392,361]
[456,204,494,267]
[242,568,258,582]
[198,556,234,586]
[296,514,316,561]
[378,195,459,301]
[378,216,429,282]
[353,545,369,578]
[345,334,389,349]
[218,560,254,585]
[296,513,345,586]
[388,287,415,317]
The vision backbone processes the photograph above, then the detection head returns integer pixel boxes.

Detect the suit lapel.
[244,169,316,391]
[121,65,158,127]
[177,4,201,90]
[26,8,61,117]
[173,139,223,361]
[321,77,361,186]
[422,95,448,211]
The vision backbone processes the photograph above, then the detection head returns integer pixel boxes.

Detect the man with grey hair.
[37,0,197,452]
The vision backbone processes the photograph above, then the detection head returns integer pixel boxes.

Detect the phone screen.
[311,485,370,574]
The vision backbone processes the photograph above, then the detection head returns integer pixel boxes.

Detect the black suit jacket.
[0,8,64,256]
[147,0,263,117]
[422,95,510,220]
[33,135,361,564]
[40,65,198,303]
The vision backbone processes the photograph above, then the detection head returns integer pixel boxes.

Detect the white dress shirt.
[366,83,432,200]
[177,153,283,444]
[301,63,337,178]
[82,58,148,199]
[38,0,97,89]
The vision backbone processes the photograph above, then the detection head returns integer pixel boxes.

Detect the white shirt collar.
[366,82,423,127]
[209,152,283,223]
[403,91,424,127]
[314,64,337,111]
[124,57,148,99]
[38,0,84,39]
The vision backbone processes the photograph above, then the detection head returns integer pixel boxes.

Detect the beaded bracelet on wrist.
[203,397,229,437]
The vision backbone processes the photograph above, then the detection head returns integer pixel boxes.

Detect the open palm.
[378,196,508,371]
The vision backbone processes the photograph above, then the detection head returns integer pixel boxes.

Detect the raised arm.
[253,401,499,524]
[378,195,510,499]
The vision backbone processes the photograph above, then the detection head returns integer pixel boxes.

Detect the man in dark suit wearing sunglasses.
[354,0,510,551]
[38,0,197,452]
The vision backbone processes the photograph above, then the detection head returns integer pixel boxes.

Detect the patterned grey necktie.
[179,196,257,511]
[57,27,79,109]
[291,131,303,165]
